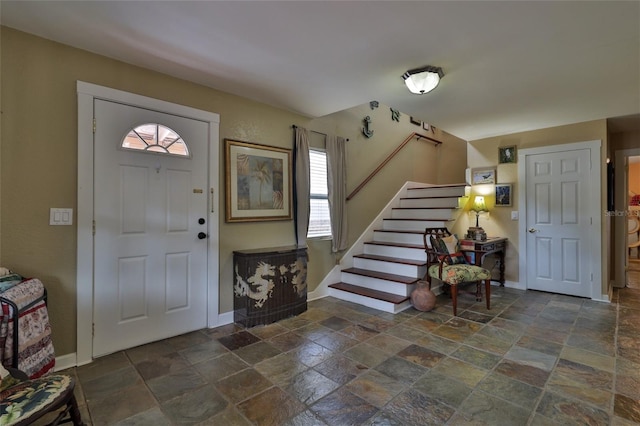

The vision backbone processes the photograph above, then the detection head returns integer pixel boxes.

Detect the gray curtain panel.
[294,127,310,248]
[327,136,348,252]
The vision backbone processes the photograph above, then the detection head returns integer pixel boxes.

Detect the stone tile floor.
[42,285,640,425]
[628,259,640,289]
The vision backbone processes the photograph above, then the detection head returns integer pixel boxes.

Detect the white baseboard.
[54,352,78,371]
[502,280,524,290]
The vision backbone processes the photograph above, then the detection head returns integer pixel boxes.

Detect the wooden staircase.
[328,184,467,313]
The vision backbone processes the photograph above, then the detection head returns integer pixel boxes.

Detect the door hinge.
[92,323,95,337]
[92,118,96,134]
[92,220,96,236]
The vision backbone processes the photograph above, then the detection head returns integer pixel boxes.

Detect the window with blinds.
[308,149,332,238]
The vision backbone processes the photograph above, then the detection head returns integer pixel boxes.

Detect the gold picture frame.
[495,183,513,207]
[471,168,497,185]
[225,139,292,222]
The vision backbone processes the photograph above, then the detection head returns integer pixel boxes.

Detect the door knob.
[198,232,207,240]
[528,228,538,233]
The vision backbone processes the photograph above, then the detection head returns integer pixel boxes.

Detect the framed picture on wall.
[499,146,517,164]
[495,184,512,207]
[471,168,497,185]
[225,139,292,222]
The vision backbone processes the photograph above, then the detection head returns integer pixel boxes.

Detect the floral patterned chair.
[0,366,84,426]
[423,227,491,316]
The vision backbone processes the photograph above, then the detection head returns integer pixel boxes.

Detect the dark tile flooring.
[628,259,640,289]
[45,285,640,425]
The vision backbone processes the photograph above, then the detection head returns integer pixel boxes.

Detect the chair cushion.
[429,264,491,285]
[0,374,73,425]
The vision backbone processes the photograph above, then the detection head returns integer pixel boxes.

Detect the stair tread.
[329,282,410,304]
[400,195,462,200]
[384,218,453,221]
[408,183,467,189]
[342,267,418,284]
[354,253,426,266]
[375,229,424,234]
[392,207,455,210]
[365,241,424,249]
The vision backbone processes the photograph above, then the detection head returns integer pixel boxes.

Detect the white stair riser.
[399,198,460,208]
[328,288,412,314]
[364,244,425,261]
[353,257,425,277]
[407,187,466,198]
[330,185,463,314]
[373,231,424,246]
[382,219,449,232]
[341,272,415,296]
[391,208,454,220]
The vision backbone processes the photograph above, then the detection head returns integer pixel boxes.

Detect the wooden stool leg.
[451,284,458,316]
[485,279,491,311]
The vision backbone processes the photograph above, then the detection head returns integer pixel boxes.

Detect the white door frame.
[76,81,220,366]
[517,140,603,301]
[614,148,640,288]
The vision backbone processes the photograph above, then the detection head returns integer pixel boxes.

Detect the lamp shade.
[472,196,488,212]
[402,66,444,94]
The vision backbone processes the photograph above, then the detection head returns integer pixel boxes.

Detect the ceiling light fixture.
[402,66,444,95]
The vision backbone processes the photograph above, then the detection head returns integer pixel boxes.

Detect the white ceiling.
[2,1,639,141]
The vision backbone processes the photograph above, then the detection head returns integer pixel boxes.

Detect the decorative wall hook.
[362,116,374,138]
[390,108,400,122]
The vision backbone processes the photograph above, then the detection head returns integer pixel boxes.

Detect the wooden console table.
[460,237,507,286]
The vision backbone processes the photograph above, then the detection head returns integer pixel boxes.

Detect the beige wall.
[310,102,467,247]
[466,120,609,294]
[1,27,467,358]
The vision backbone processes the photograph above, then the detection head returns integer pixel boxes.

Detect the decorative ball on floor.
[411,280,436,311]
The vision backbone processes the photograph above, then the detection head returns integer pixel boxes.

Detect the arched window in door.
[122,123,190,157]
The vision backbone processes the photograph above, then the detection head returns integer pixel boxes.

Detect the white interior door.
[525,148,593,297]
[93,99,209,357]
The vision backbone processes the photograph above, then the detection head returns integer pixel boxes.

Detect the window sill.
[307,236,333,242]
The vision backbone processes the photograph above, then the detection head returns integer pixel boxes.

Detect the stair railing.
[346,132,442,201]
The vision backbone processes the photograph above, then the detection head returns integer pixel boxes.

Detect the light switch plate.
[511,211,519,220]
[50,208,73,225]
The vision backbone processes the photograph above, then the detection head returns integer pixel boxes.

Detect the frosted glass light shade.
[402,66,444,95]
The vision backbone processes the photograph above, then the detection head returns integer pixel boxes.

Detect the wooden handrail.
[346,132,442,201]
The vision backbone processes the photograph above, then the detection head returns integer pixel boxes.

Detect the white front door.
[525,148,593,297]
[93,99,209,356]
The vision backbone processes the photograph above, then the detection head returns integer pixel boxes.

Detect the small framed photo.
[495,184,512,207]
[225,139,292,222]
[471,168,497,185]
[499,146,517,164]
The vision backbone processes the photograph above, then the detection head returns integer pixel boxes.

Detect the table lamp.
[467,196,488,241]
